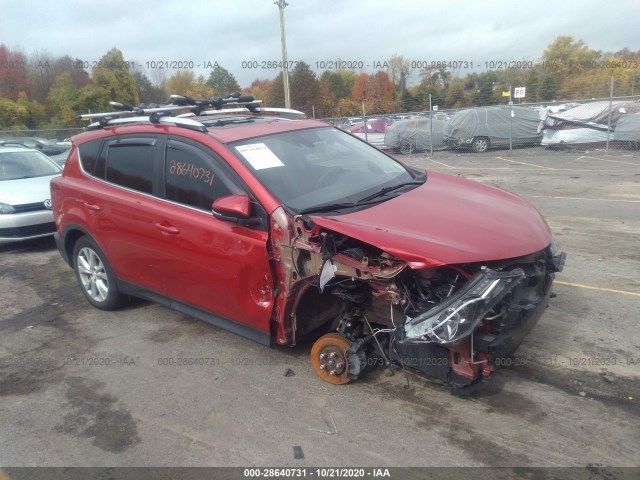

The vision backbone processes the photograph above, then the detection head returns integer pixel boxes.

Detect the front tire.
[73,236,125,310]
[471,137,490,153]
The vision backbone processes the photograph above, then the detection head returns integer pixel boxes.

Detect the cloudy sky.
[1,0,638,87]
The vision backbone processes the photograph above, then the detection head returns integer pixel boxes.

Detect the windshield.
[231,127,423,213]
[0,150,61,181]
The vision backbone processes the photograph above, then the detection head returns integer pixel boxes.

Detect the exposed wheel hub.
[318,349,346,377]
[310,333,353,384]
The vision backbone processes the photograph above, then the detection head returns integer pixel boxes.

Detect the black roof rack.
[77,93,307,131]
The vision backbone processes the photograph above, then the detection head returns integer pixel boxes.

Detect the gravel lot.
[1,147,639,470]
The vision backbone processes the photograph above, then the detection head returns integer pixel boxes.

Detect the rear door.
[91,135,169,294]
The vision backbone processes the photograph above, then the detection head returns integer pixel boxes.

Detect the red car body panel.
[311,171,551,268]
[55,130,275,334]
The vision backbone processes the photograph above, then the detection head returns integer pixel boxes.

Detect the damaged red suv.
[51,95,565,392]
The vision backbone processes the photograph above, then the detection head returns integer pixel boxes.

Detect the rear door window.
[104,137,161,195]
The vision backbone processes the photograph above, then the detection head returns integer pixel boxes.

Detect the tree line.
[0,36,638,130]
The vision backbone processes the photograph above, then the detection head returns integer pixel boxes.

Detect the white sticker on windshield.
[235,143,284,170]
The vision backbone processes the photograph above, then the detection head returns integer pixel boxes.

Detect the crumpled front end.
[271,209,565,389]
[394,247,566,389]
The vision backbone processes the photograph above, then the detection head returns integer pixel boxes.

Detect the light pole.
[275,0,291,109]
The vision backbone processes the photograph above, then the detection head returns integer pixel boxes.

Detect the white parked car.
[0,146,62,243]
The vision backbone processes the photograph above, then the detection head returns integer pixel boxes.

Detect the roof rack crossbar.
[197,107,306,117]
[79,111,137,120]
[78,93,307,131]
[86,116,207,132]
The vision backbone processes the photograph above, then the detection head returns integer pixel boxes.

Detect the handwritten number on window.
[168,160,214,186]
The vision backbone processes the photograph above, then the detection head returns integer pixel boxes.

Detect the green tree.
[475,71,498,105]
[268,72,285,107]
[133,70,165,104]
[289,62,319,115]
[542,36,599,98]
[206,64,240,96]
[328,70,356,100]
[0,96,28,129]
[80,48,138,112]
[47,72,83,127]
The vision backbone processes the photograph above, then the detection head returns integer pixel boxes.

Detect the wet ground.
[1,147,639,470]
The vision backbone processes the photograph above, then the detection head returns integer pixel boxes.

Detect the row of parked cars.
[338,106,544,153]
[337,100,640,153]
[0,137,71,244]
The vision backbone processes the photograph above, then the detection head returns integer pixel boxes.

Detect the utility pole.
[606,76,614,153]
[275,0,291,109]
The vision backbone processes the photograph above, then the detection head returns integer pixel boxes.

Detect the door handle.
[155,222,180,234]
[84,202,101,211]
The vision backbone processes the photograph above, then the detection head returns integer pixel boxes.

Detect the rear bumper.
[54,232,70,266]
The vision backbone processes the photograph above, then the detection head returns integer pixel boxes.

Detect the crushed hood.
[311,171,551,268]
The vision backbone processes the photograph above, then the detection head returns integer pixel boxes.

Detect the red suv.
[51,95,565,391]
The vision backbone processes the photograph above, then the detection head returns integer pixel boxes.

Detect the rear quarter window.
[78,139,103,175]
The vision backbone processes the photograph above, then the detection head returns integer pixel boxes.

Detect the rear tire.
[399,140,413,154]
[471,137,490,153]
[72,236,126,310]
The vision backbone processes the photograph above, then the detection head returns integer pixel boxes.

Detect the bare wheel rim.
[474,138,488,152]
[77,247,109,302]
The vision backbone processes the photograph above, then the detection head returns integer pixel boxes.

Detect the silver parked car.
[0,146,62,243]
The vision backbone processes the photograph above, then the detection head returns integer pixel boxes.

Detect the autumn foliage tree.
[244,78,273,104]
[0,45,28,100]
[1,37,639,130]
[351,71,394,114]
[165,71,213,98]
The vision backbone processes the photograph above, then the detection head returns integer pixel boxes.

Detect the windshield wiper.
[299,202,359,215]
[357,181,424,203]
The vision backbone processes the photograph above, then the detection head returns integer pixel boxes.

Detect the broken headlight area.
[391,252,560,389]
[402,268,525,345]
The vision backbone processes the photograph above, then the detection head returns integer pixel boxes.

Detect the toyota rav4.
[51,95,565,391]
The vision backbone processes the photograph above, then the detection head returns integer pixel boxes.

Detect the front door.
[150,137,274,338]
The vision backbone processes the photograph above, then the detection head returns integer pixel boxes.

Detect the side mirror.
[211,195,261,227]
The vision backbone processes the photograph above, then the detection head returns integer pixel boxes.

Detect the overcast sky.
[1,0,638,87]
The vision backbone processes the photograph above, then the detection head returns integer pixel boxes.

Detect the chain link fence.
[3,95,639,157]
[0,128,84,142]
[299,92,640,156]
